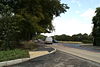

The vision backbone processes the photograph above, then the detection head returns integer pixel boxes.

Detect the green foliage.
[20,41,39,50]
[0,3,13,17]
[0,14,26,50]
[71,34,82,41]
[35,35,46,41]
[2,0,69,34]
[92,7,100,46]
[0,49,29,62]
[0,0,69,50]
[54,33,93,43]
[54,34,73,41]
[82,40,93,43]
[0,4,19,50]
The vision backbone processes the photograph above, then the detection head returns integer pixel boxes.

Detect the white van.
[45,36,53,44]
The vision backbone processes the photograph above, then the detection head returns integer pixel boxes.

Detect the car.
[45,36,53,44]
[53,39,58,43]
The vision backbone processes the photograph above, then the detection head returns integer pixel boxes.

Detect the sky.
[43,0,100,36]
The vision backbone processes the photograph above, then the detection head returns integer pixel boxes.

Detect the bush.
[0,40,3,50]
[20,41,39,50]
[94,37,100,46]
[0,49,29,62]
[0,40,20,50]
[82,40,93,43]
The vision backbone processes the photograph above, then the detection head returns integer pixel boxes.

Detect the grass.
[0,40,39,62]
[0,49,29,62]
[59,41,82,44]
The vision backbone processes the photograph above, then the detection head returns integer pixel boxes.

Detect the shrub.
[0,49,29,62]
[0,40,20,50]
[0,40,3,50]
[20,41,39,50]
[82,40,93,43]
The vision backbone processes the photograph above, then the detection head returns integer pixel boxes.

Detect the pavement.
[29,46,55,58]
[29,51,49,58]
[49,44,100,64]
[62,43,100,52]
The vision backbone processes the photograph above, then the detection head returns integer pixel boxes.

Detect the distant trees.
[54,34,72,41]
[54,33,93,43]
[92,7,100,46]
[71,33,83,41]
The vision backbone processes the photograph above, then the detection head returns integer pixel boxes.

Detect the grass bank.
[59,41,82,44]
[0,41,40,62]
[0,49,29,62]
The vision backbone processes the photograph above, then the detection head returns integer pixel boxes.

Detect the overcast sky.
[43,0,100,36]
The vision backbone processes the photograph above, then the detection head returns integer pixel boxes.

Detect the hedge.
[0,49,29,62]
[82,40,93,43]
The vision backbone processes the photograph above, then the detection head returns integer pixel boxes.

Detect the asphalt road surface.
[8,50,100,67]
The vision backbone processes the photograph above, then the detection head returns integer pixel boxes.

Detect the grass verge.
[59,41,82,44]
[0,49,29,62]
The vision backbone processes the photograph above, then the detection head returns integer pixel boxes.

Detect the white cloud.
[43,17,93,36]
[70,0,81,7]
[81,8,95,19]
[75,10,80,14]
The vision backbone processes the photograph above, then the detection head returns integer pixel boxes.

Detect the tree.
[0,0,69,50]
[54,33,93,43]
[0,3,28,50]
[35,35,46,41]
[92,7,100,46]
[1,0,69,40]
[71,33,83,41]
[54,34,71,41]
[0,4,13,50]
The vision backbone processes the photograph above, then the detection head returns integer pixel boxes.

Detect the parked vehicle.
[53,39,58,43]
[45,36,53,44]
